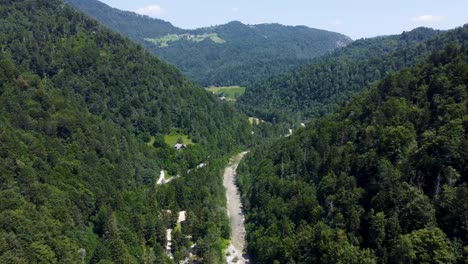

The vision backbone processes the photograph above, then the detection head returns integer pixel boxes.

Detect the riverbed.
[223,152,250,264]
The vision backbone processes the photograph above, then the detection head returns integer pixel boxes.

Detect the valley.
[0,0,466,264]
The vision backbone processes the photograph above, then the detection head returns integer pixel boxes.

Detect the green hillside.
[64,0,353,87]
[237,45,468,263]
[2,1,466,264]
[237,26,468,123]
[0,0,251,262]
[62,0,181,39]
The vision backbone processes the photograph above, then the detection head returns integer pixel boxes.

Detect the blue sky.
[99,0,468,39]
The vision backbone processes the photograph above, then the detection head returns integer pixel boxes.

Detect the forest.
[62,0,182,40]
[237,45,468,263]
[64,0,353,87]
[1,0,467,263]
[0,0,257,262]
[237,26,467,123]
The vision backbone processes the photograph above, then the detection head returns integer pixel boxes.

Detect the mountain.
[237,26,467,123]
[237,44,468,263]
[64,0,353,87]
[62,0,182,39]
[0,0,252,262]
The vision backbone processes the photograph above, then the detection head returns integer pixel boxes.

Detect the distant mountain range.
[237,26,468,123]
[64,0,353,86]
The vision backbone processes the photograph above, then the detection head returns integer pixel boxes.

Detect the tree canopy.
[65,0,353,87]
[237,26,467,123]
[0,0,253,262]
[237,44,468,263]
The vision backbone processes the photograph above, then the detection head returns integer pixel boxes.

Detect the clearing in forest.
[206,86,246,101]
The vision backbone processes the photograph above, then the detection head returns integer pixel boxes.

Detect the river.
[223,152,250,264]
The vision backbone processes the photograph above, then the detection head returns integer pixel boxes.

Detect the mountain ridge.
[64,0,353,86]
[236,25,467,123]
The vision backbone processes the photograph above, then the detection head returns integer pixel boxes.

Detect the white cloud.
[232,7,240,13]
[136,4,165,17]
[412,15,444,23]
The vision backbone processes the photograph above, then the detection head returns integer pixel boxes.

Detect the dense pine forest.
[1,0,467,264]
[63,0,182,39]
[64,0,352,87]
[0,0,255,262]
[237,26,467,123]
[237,45,468,263]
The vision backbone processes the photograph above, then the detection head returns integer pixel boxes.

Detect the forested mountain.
[0,0,253,262]
[63,0,181,39]
[237,26,468,123]
[64,0,353,87]
[237,45,468,263]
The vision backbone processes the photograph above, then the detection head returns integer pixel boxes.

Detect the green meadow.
[144,33,225,48]
[205,85,246,100]
[164,133,194,146]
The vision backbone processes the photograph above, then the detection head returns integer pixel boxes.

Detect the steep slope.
[151,21,352,87]
[0,0,251,263]
[64,0,353,86]
[237,45,468,263]
[62,0,181,39]
[237,26,467,123]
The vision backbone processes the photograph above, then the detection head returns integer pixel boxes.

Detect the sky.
[99,0,468,39]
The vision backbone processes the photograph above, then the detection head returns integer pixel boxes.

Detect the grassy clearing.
[191,33,225,43]
[205,34,225,44]
[144,34,179,47]
[164,132,194,146]
[144,33,225,48]
[205,86,246,100]
[147,129,195,148]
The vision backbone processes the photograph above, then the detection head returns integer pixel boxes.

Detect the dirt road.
[223,152,250,264]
